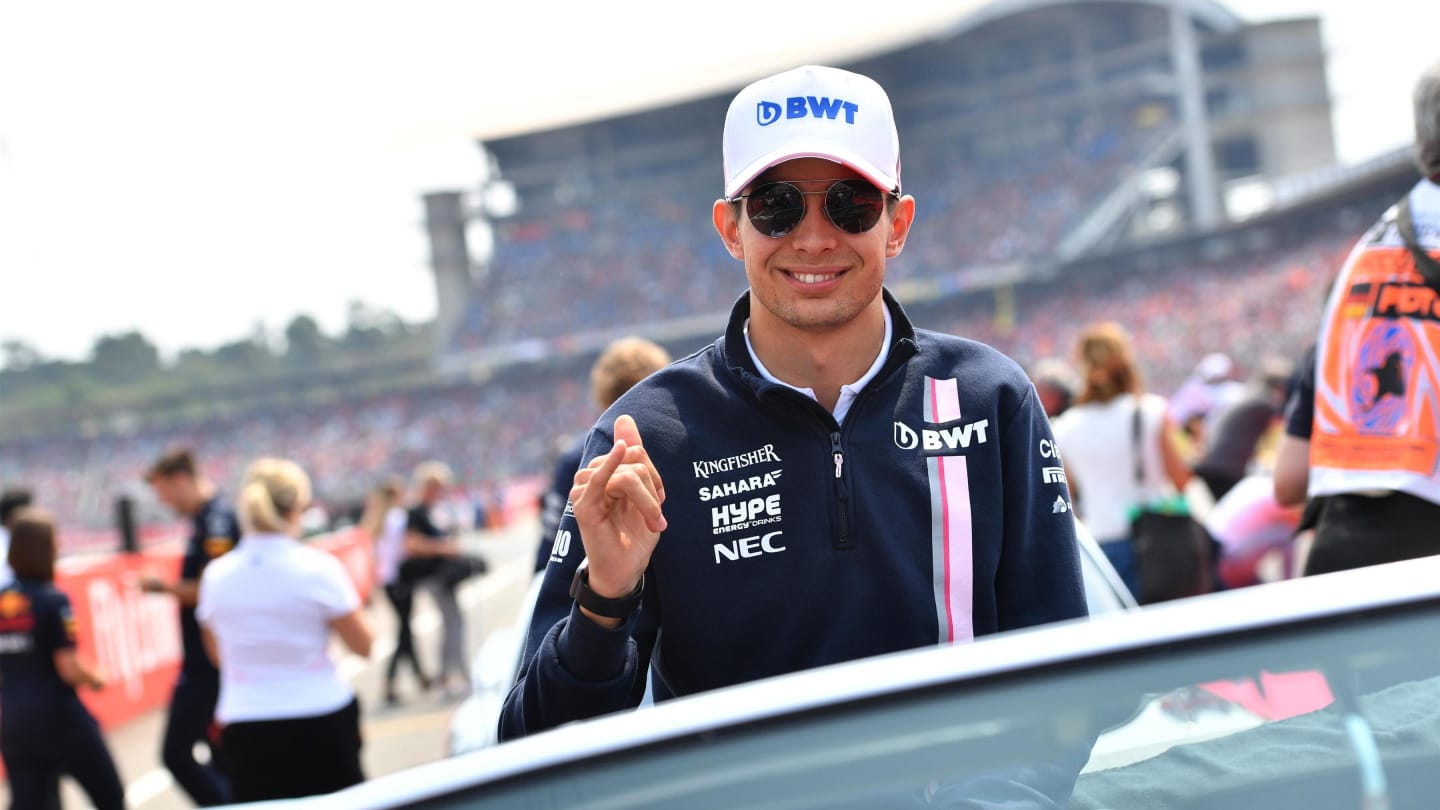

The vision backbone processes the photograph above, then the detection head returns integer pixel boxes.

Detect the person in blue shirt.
[141,448,239,807]
[0,508,124,810]
[503,66,1088,793]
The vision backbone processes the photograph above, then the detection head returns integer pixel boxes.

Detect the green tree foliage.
[0,307,428,439]
[284,314,330,370]
[90,331,161,384]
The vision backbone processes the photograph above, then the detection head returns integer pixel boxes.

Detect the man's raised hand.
[570,414,667,617]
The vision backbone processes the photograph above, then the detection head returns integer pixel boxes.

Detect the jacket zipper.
[831,430,852,550]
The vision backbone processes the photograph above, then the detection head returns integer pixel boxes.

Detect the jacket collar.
[720,287,920,399]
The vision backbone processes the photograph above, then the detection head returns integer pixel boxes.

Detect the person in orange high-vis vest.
[1306,60,1440,575]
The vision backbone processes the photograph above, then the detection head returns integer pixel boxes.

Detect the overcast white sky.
[0,0,1434,362]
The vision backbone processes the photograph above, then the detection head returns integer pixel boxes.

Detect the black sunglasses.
[730,179,897,238]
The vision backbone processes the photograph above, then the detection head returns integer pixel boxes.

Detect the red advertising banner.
[53,527,375,732]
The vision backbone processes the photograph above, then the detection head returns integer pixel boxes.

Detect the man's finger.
[614,414,644,449]
[605,467,668,533]
[577,439,627,509]
[614,418,665,505]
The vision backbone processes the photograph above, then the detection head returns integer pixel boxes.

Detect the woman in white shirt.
[197,457,373,802]
[1052,322,1192,596]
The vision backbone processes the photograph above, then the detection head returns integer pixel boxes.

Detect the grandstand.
[3,0,1427,543]
[431,0,1337,373]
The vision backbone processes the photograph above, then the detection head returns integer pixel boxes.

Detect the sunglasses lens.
[747,183,805,237]
[825,180,885,234]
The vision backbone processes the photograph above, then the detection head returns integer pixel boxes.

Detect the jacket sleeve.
[535,442,583,574]
[499,425,659,742]
[997,386,1089,631]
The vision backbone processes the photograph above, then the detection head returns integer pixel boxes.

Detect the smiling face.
[714,158,914,339]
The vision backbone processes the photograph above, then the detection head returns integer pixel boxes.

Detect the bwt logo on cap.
[756,96,860,127]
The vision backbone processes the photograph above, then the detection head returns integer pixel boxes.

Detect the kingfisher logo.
[894,419,990,454]
[756,96,859,127]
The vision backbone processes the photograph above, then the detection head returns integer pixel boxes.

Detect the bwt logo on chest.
[757,97,859,127]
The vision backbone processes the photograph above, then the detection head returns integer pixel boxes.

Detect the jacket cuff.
[556,601,636,683]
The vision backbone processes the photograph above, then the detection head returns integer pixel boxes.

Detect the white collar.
[744,305,893,425]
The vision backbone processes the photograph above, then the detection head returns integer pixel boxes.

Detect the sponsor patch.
[693,444,782,480]
[893,419,990,455]
[698,470,783,502]
[1052,495,1070,514]
[0,591,31,619]
[548,529,573,564]
[1042,466,1067,485]
[711,494,783,535]
[713,531,787,564]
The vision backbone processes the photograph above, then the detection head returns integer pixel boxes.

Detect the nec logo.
[756,96,860,127]
[713,531,786,564]
[894,419,990,453]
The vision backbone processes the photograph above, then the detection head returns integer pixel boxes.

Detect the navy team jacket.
[501,289,1087,742]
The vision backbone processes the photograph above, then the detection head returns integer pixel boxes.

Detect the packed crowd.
[457,108,1168,350]
[0,367,595,537]
[915,229,1356,394]
[1,222,1349,540]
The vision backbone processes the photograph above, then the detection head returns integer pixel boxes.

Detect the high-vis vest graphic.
[1311,180,1440,505]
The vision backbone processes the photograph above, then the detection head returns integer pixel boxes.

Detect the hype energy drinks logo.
[757,96,859,126]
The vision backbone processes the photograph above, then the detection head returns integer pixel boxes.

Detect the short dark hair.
[146,448,198,482]
[8,507,57,582]
[0,488,34,530]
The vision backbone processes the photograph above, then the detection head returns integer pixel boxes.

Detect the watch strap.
[569,564,643,619]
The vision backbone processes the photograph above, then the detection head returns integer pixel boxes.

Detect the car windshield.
[421,600,1440,809]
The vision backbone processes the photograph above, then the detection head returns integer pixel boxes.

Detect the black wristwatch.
[569,561,643,620]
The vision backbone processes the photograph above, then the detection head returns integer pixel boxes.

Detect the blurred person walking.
[0,508,125,810]
[1191,357,1294,502]
[1029,358,1079,420]
[399,462,485,699]
[197,458,372,802]
[0,488,35,589]
[1052,322,1193,596]
[536,337,672,574]
[140,449,239,806]
[1303,61,1440,574]
[361,477,433,705]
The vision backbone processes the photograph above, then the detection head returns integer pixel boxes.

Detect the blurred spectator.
[536,336,672,573]
[1052,322,1192,595]
[1191,357,1294,501]
[0,508,124,810]
[399,462,485,699]
[141,448,239,807]
[360,477,432,705]
[1029,358,1079,419]
[197,457,372,802]
[0,487,34,588]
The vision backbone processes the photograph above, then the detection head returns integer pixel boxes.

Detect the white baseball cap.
[722,65,901,200]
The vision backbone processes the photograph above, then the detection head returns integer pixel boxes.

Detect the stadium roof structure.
[469,0,1246,142]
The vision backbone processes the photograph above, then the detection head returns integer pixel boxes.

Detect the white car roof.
[267,554,1440,809]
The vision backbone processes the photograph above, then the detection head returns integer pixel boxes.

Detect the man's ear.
[714,199,745,260]
[885,195,916,259]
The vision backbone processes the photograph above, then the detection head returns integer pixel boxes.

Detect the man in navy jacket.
[503,66,1087,761]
